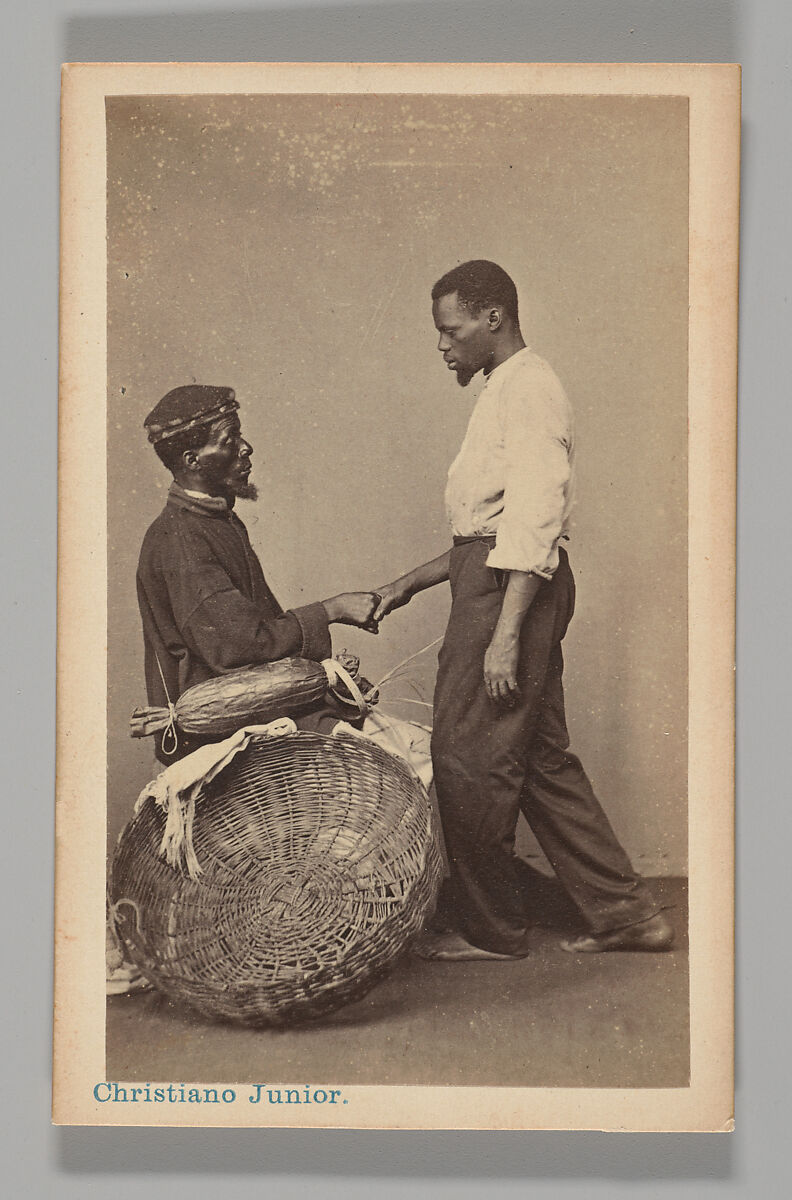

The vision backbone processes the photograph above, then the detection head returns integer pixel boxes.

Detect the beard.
[231,479,259,501]
[455,367,476,388]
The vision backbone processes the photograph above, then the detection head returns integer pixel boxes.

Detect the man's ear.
[487,307,503,331]
[181,447,201,473]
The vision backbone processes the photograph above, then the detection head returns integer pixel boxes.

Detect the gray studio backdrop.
[107,92,688,874]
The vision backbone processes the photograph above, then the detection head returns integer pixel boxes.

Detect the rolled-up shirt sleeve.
[485,375,572,579]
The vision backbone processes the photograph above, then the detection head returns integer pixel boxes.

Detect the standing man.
[137,384,379,762]
[374,261,673,960]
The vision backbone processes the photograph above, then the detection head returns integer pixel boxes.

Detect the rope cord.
[154,652,179,757]
[366,635,444,699]
[109,897,143,936]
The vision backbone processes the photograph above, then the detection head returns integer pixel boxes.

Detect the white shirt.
[444,347,576,579]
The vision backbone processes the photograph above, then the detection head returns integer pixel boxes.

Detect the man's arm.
[483,570,542,705]
[483,367,572,703]
[372,550,452,621]
[185,589,380,672]
[158,544,378,672]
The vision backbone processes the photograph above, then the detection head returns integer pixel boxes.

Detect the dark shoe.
[560,911,674,954]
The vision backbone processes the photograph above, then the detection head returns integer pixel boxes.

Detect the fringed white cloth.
[134,718,298,879]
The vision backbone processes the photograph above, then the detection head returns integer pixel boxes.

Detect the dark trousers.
[431,540,660,955]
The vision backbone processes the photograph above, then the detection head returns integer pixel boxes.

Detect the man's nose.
[240,439,252,458]
[437,334,450,352]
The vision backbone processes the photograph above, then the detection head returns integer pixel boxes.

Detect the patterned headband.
[146,399,240,445]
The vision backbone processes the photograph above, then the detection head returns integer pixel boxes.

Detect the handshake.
[321,578,414,635]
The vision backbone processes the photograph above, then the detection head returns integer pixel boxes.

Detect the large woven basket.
[111,730,441,1026]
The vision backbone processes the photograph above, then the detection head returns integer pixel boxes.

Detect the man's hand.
[483,631,521,706]
[372,579,414,622]
[322,592,380,633]
[483,569,542,703]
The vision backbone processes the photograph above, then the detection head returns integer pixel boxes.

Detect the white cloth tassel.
[135,719,297,880]
[181,793,200,880]
[159,784,191,872]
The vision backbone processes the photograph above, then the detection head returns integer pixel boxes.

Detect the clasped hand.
[324,578,412,634]
[372,579,413,622]
[323,592,381,633]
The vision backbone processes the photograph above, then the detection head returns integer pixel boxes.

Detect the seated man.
[107,383,380,992]
[137,384,380,761]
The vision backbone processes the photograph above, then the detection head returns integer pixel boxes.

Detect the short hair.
[152,422,214,473]
[431,260,519,323]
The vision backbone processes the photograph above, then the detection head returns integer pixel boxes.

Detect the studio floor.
[106,874,688,1090]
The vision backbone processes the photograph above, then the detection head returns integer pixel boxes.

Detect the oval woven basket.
[111,730,442,1026]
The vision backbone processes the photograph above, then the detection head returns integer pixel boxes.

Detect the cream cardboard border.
[55,62,738,1131]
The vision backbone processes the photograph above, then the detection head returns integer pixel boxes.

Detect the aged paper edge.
[54,62,738,1131]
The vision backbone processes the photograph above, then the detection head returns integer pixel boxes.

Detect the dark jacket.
[136,483,332,758]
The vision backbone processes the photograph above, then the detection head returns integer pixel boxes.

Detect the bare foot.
[560,912,674,954]
[413,932,529,962]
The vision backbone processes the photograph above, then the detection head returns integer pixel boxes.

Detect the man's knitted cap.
[144,385,239,444]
